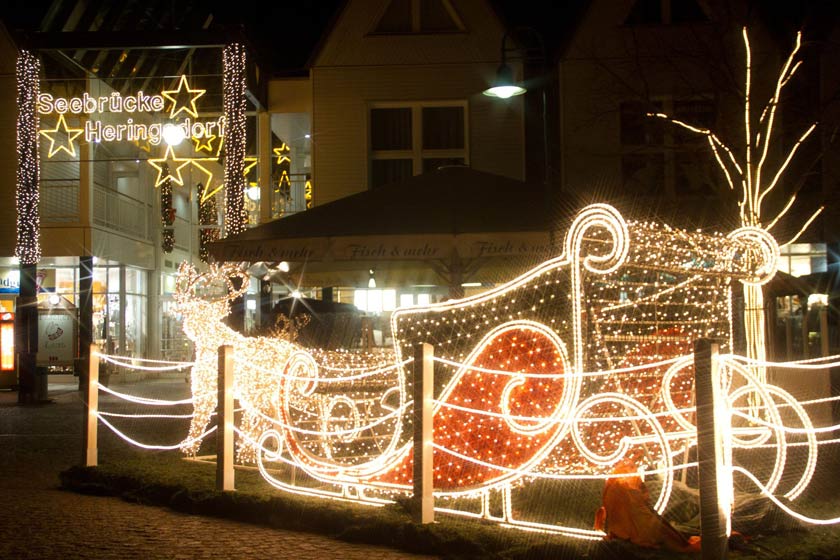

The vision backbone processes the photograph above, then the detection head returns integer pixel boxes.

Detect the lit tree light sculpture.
[649,27,822,387]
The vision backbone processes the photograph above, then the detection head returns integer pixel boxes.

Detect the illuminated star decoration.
[277,170,291,191]
[243,156,258,178]
[192,134,218,154]
[187,159,216,202]
[39,114,84,158]
[148,145,190,187]
[161,74,206,119]
[273,142,291,165]
[195,155,258,204]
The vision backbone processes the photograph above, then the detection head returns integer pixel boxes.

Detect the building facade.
[2,0,839,376]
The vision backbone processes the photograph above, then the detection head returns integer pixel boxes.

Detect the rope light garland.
[97,314,840,536]
[97,414,216,451]
[222,43,247,237]
[15,50,41,264]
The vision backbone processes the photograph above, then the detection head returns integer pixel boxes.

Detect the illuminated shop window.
[354,289,398,313]
[270,113,311,218]
[778,243,827,277]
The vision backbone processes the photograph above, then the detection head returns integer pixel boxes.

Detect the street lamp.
[483,28,554,243]
[483,62,526,99]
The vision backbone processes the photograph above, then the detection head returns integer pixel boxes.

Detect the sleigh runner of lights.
[178,203,819,537]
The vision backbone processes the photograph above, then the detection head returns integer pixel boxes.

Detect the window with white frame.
[778,243,827,278]
[369,101,468,189]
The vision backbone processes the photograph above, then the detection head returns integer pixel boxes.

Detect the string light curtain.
[15,50,41,264]
[222,43,247,237]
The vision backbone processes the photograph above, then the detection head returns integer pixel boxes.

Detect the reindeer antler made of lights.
[174,262,250,305]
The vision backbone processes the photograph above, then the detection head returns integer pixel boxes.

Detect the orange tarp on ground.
[594,465,700,552]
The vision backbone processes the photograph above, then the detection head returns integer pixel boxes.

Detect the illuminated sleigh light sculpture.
[256,346,409,503]
[247,204,816,535]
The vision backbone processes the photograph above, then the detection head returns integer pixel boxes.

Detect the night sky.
[0,1,587,73]
[0,1,837,74]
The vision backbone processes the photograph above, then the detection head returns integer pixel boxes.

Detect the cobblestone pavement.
[0,379,437,560]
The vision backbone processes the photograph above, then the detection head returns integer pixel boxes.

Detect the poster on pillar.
[36,309,78,367]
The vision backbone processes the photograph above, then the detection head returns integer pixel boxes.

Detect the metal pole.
[83,343,99,467]
[216,345,235,491]
[820,306,829,357]
[413,343,434,523]
[785,316,793,360]
[78,256,93,390]
[694,339,728,560]
[16,263,38,403]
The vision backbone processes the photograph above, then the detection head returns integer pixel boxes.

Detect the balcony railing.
[93,186,151,241]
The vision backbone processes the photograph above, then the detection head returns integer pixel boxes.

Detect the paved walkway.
[0,379,436,560]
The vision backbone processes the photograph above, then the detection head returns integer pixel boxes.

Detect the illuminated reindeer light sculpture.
[174,262,300,461]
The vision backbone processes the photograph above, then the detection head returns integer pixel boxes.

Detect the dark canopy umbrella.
[210,166,570,294]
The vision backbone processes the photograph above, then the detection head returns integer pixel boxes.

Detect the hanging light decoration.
[160,165,175,253]
[222,43,247,237]
[15,50,41,264]
[197,182,220,263]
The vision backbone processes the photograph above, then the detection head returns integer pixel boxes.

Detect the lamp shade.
[483,63,527,99]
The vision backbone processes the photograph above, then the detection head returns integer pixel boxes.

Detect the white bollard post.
[217,345,235,492]
[413,343,434,523]
[83,343,99,467]
[694,339,729,560]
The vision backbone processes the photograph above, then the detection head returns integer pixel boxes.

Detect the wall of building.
[559,0,740,201]
[0,25,19,257]
[309,0,525,205]
[312,65,524,204]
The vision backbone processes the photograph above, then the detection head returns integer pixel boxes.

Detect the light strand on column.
[160,166,175,253]
[222,43,247,237]
[197,182,219,263]
[15,50,41,264]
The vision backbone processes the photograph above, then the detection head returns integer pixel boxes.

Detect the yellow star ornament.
[39,114,84,158]
[192,134,217,154]
[197,156,260,204]
[243,156,258,178]
[148,145,190,187]
[199,182,224,204]
[161,74,206,119]
[273,143,291,165]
